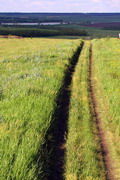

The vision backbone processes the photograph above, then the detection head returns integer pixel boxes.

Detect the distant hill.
[0,13,120,23]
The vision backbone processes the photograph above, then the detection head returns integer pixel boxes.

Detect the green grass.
[85,28,120,38]
[65,41,105,180]
[49,35,82,39]
[92,38,120,178]
[1,37,120,180]
[0,38,82,180]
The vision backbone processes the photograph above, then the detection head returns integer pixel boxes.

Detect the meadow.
[65,41,105,180]
[92,38,120,179]
[65,38,120,179]
[0,38,82,180]
[55,24,120,38]
[0,37,120,180]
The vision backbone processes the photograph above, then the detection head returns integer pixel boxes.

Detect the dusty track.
[89,45,116,180]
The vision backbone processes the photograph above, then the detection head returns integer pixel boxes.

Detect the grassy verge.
[65,41,105,180]
[0,38,82,180]
[92,38,120,179]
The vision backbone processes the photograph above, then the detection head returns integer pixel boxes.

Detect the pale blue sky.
[0,0,120,12]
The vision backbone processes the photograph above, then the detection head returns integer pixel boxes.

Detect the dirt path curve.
[89,44,117,180]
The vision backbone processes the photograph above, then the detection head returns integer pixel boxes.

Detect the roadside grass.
[65,41,105,180]
[92,38,120,179]
[0,38,82,180]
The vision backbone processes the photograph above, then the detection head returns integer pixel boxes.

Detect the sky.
[0,0,120,13]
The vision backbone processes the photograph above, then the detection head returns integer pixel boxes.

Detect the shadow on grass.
[33,42,84,180]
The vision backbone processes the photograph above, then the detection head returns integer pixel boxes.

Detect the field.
[0,37,120,180]
[54,24,120,38]
[0,25,120,39]
[0,27,88,37]
[1,13,120,38]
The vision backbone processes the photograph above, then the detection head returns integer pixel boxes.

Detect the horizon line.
[0,12,120,14]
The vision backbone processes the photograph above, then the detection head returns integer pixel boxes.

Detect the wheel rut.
[35,42,84,180]
[89,44,116,180]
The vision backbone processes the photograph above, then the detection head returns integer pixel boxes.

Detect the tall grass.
[65,41,105,180]
[92,38,120,178]
[0,38,82,180]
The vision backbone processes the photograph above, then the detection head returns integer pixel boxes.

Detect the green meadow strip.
[65,41,105,180]
[92,38,120,179]
[0,38,81,180]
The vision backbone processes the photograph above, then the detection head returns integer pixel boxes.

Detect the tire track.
[35,42,84,180]
[89,44,116,180]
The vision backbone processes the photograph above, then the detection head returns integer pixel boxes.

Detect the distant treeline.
[0,17,63,23]
[0,12,120,17]
[0,27,88,37]
[1,13,120,24]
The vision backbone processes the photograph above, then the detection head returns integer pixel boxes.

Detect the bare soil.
[0,35,23,39]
